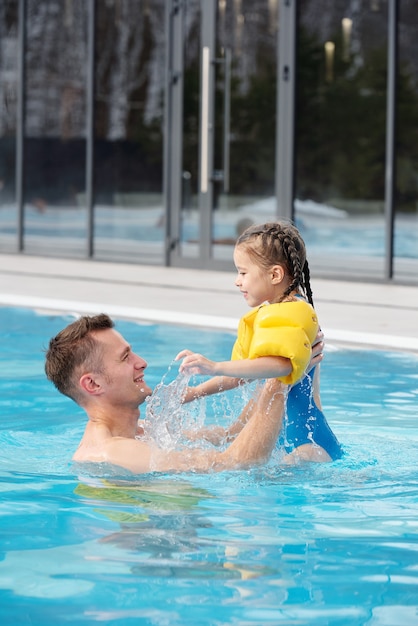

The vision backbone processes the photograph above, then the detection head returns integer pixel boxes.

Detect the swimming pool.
[1,306,418,625]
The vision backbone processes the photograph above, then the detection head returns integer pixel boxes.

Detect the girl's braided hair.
[236,221,314,306]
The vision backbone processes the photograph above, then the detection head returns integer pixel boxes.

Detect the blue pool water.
[1,307,418,625]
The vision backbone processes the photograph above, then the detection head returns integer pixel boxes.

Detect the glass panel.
[178,0,279,263]
[295,1,388,279]
[394,0,418,282]
[23,0,88,256]
[178,0,201,260]
[0,1,18,251]
[93,0,165,263]
[211,0,279,262]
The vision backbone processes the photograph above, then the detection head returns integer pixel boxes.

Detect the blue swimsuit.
[278,366,343,460]
[231,298,342,461]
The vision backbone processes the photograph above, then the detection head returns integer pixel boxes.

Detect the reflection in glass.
[23,0,88,256]
[179,0,201,258]
[0,1,18,251]
[93,0,166,263]
[212,0,278,261]
[394,0,418,281]
[295,0,389,279]
[179,0,279,261]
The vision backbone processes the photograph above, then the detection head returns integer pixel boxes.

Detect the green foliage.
[295,25,418,211]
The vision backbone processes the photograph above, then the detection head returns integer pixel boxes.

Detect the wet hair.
[236,221,314,306]
[45,313,114,405]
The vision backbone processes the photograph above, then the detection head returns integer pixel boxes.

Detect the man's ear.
[271,264,285,284]
[79,373,103,396]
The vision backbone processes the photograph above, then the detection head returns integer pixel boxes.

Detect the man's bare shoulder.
[73,427,153,474]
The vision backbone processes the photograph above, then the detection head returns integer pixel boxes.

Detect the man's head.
[45,314,115,405]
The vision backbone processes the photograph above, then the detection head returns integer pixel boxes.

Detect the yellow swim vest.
[231,300,319,385]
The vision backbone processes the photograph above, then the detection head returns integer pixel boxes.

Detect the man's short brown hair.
[45,314,114,405]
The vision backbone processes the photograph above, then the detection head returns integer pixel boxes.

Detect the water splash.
[143,363,261,451]
[144,362,205,450]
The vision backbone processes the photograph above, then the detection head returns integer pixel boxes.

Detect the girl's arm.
[176,350,292,380]
[182,375,244,403]
[178,327,324,392]
[183,397,257,445]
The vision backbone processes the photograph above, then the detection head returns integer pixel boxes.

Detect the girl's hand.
[176,350,218,376]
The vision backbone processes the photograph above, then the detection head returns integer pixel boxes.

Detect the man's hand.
[307,329,324,373]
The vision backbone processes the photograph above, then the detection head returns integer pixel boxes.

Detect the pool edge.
[2,293,418,353]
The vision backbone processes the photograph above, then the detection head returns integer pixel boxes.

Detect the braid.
[281,232,304,301]
[303,260,314,307]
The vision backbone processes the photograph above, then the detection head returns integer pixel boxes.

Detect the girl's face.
[233,246,284,307]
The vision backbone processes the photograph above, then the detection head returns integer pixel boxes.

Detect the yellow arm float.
[231,301,319,385]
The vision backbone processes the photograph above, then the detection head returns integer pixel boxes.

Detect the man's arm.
[182,396,256,445]
[92,378,285,475]
[150,378,285,473]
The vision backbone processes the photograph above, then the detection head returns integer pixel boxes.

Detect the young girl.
[176,221,342,463]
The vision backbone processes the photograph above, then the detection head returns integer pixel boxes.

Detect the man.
[45,314,292,474]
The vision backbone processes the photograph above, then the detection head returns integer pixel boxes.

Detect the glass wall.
[294,0,389,279]
[0,0,18,251]
[93,0,166,263]
[0,0,416,284]
[23,0,88,256]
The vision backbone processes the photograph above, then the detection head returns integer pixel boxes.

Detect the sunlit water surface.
[1,307,417,626]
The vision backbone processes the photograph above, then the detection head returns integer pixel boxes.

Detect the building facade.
[0,0,417,283]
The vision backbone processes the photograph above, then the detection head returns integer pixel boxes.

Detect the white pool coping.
[2,293,418,353]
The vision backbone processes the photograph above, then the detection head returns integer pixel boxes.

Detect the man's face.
[92,328,152,407]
